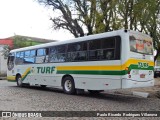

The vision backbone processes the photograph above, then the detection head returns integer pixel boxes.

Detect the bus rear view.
[122,30,154,89]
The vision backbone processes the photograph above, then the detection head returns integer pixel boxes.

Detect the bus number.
[138,62,149,68]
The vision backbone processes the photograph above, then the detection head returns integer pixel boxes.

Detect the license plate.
[140,74,145,78]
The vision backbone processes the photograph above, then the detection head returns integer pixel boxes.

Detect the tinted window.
[88,50,102,60]
[50,47,57,54]
[68,42,87,52]
[57,45,65,53]
[89,40,101,50]
[102,37,115,49]
[49,45,66,62]
[88,36,121,61]
[67,42,87,62]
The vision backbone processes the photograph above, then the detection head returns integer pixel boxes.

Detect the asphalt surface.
[0,80,160,120]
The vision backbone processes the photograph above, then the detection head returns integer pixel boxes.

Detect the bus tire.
[62,76,76,95]
[16,75,23,87]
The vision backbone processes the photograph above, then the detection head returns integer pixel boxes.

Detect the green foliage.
[13,36,40,49]
[1,36,41,59]
[2,45,10,59]
[38,0,160,61]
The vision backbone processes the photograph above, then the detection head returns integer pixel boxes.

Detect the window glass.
[102,37,115,49]
[15,52,24,64]
[57,45,66,53]
[24,58,35,63]
[16,52,20,58]
[89,40,101,50]
[20,52,24,58]
[88,50,102,60]
[103,49,115,60]
[49,53,65,62]
[50,47,57,54]
[30,50,36,57]
[129,35,153,55]
[67,42,87,62]
[49,45,66,63]
[67,52,77,61]
[68,42,85,52]
[68,43,78,52]
[25,51,30,57]
[37,49,45,56]
[74,51,87,61]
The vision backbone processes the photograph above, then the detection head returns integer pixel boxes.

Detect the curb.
[132,91,149,98]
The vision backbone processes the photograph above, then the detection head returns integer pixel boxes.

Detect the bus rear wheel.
[16,75,23,87]
[62,76,76,95]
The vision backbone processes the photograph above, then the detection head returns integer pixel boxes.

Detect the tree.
[13,36,29,48]
[37,0,120,36]
[115,0,160,61]
[1,45,10,59]
[38,0,160,61]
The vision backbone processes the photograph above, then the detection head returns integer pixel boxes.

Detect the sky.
[0,0,74,41]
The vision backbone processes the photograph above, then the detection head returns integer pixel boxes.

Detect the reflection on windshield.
[130,35,153,55]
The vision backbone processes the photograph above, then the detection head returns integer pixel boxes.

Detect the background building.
[0,35,56,78]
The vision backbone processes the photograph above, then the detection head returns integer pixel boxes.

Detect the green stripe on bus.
[56,65,153,75]
[129,65,154,70]
[22,71,31,81]
[57,70,127,75]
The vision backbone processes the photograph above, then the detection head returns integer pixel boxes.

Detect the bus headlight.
[132,70,139,75]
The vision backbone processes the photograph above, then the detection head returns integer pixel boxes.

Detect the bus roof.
[10,29,151,53]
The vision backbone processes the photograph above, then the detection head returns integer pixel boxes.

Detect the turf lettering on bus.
[37,67,55,74]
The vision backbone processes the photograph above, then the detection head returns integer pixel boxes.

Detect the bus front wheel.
[16,75,23,87]
[62,76,76,95]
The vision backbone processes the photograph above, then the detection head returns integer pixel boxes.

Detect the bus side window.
[49,45,66,62]
[24,50,35,64]
[101,37,116,60]
[15,52,24,64]
[44,48,49,62]
[67,42,87,62]
[88,40,101,60]
[36,48,49,63]
[15,52,20,65]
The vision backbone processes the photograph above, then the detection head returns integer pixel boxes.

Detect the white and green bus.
[7,30,154,94]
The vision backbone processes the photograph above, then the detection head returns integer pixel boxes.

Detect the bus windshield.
[130,35,153,55]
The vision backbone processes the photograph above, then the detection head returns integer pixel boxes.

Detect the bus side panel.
[73,75,122,90]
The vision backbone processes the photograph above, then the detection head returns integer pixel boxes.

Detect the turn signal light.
[125,67,130,74]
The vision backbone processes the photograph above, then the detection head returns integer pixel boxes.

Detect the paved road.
[0,80,160,120]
